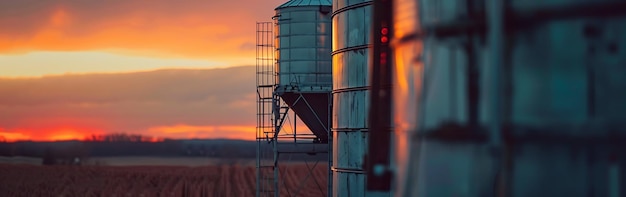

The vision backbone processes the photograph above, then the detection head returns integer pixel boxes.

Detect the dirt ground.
[0,160,328,197]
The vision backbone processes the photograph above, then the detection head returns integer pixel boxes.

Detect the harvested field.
[0,163,327,197]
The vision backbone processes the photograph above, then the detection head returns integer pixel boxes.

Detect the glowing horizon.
[0,0,286,141]
[0,51,255,78]
[0,65,258,142]
[0,124,257,142]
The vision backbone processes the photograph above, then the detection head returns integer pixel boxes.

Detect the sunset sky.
[0,0,285,141]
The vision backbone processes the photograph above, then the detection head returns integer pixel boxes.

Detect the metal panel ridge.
[276,0,332,9]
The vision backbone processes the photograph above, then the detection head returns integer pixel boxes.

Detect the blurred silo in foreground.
[256,0,332,197]
[391,0,626,196]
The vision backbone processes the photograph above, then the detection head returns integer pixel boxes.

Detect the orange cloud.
[0,0,285,62]
[50,7,71,27]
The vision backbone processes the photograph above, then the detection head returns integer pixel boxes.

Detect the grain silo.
[390,0,626,196]
[331,0,391,196]
[256,0,333,196]
[275,0,333,143]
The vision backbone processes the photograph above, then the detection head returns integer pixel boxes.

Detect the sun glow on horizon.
[0,51,253,78]
[147,124,256,140]
[0,131,30,142]
[0,126,105,142]
[47,127,104,141]
[0,124,256,142]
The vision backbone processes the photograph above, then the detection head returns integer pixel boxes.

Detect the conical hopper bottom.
[279,92,330,143]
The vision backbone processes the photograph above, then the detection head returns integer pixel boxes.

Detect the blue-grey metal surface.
[277,0,332,9]
[275,1,332,91]
[275,0,333,142]
[332,0,389,196]
[391,0,626,196]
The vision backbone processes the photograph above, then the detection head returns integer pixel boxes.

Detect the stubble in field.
[0,163,327,197]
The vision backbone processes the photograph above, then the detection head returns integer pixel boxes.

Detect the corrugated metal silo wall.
[331,0,372,196]
[392,0,626,196]
[276,5,332,89]
[275,3,333,142]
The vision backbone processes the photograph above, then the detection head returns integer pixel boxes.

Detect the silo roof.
[276,0,332,9]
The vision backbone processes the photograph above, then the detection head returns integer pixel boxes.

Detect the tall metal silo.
[275,0,333,143]
[390,0,626,196]
[332,0,389,196]
[256,0,333,197]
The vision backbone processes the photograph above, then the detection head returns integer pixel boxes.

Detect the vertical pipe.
[465,0,479,128]
[255,22,260,197]
[327,92,333,197]
[487,0,503,153]
[256,118,260,197]
[271,19,278,197]
[273,94,280,197]
[274,138,279,197]
[450,47,457,119]
[486,0,506,196]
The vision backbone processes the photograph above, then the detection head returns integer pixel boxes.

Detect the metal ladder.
[256,21,279,197]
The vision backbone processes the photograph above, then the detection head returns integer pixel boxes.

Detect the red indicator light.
[381,36,388,43]
[381,28,388,35]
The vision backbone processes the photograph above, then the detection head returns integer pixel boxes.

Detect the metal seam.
[332,86,370,94]
[331,1,373,18]
[331,44,372,55]
[332,128,369,132]
[331,167,366,174]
